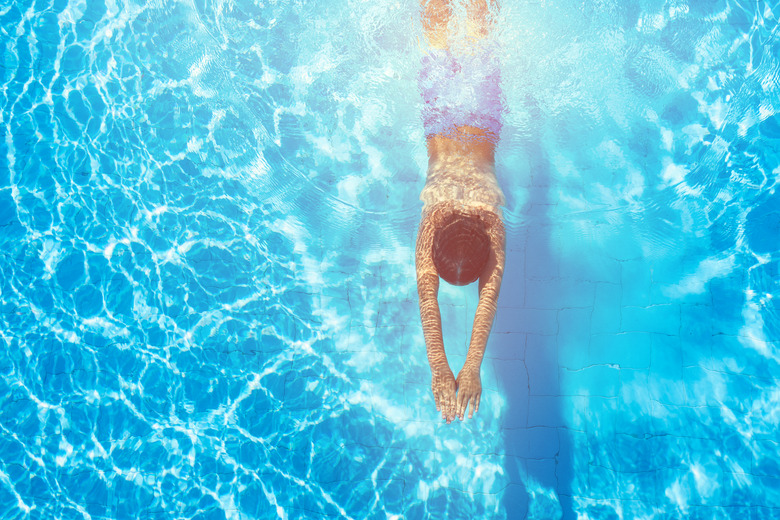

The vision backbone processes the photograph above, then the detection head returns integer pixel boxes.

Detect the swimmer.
[417,0,506,423]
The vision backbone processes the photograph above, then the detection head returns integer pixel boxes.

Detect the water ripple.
[3,0,780,518]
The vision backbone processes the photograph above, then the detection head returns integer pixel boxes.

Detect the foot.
[455,367,482,420]
[432,368,457,423]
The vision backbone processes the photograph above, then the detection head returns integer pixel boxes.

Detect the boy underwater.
[416,0,506,423]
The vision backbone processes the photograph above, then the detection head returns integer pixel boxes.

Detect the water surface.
[1,0,780,518]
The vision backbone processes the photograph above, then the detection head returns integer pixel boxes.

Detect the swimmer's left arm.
[456,217,505,420]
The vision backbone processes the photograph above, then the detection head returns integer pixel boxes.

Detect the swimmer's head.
[433,212,490,286]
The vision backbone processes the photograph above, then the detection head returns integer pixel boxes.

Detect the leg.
[465,0,499,40]
[421,0,452,49]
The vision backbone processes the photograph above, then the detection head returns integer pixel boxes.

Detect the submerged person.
[416,0,506,423]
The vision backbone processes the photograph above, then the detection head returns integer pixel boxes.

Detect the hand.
[455,367,482,420]
[431,368,457,423]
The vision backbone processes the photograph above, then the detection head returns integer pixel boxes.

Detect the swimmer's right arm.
[416,215,458,423]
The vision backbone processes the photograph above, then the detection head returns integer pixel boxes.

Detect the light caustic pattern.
[1,0,780,518]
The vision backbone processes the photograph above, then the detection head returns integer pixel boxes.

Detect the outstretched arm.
[416,214,458,423]
[456,215,505,420]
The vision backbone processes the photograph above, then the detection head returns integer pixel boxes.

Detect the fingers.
[446,382,458,423]
[455,385,481,420]
[467,394,477,419]
[457,390,467,421]
[447,385,457,423]
[432,374,459,423]
[434,383,450,422]
[463,392,475,421]
[454,386,465,421]
[440,387,481,422]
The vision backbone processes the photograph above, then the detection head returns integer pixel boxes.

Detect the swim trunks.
[418,44,504,140]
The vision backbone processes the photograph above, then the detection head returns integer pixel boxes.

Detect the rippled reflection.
[1,0,780,518]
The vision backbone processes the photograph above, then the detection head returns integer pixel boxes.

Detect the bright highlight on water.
[1,0,779,518]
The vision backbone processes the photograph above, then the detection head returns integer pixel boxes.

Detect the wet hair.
[432,212,490,286]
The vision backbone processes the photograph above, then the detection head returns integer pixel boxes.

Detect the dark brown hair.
[432,212,490,286]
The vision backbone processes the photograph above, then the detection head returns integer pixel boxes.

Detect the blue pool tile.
[621,303,680,335]
[589,332,651,369]
[561,364,620,398]
[557,306,592,370]
[591,282,622,335]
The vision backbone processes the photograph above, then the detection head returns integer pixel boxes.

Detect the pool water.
[1,0,780,518]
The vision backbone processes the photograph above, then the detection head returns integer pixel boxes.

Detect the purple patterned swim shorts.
[418,44,504,140]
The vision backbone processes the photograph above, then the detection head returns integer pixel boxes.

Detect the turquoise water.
[1,0,780,518]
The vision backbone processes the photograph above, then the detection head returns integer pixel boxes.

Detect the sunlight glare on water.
[1,0,780,518]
